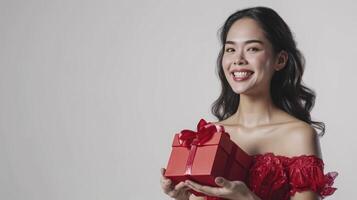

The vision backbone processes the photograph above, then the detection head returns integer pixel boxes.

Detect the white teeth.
[233,71,252,78]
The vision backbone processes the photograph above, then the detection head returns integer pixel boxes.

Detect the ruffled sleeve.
[287,155,338,198]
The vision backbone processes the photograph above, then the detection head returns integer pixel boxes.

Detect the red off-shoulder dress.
[206,152,338,200]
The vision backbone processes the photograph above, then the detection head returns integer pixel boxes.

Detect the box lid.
[171,131,233,155]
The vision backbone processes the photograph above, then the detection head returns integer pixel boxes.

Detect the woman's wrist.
[247,192,261,200]
[231,191,260,200]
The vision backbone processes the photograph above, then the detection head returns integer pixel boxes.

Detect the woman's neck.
[232,93,279,128]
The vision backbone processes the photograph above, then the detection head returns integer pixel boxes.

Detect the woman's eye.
[247,47,259,52]
[225,48,235,53]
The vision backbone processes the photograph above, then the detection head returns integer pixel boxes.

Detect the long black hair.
[211,6,326,136]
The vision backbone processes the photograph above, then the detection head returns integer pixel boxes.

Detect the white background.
[0,0,354,199]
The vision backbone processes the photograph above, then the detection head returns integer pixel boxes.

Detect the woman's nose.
[233,53,247,65]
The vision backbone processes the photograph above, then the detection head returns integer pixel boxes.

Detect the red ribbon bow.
[178,119,225,175]
[178,119,224,147]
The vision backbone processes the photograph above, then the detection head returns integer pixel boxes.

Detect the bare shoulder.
[209,115,322,158]
[279,120,321,158]
[284,120,317,140]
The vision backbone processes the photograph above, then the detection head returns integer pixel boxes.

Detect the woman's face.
[222,18,278,96]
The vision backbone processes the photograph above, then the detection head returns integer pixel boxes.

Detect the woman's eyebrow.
[225,40,264,45]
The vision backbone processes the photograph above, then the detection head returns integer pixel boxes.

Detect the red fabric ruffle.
[203,153,337,200]
[248,153,338,200]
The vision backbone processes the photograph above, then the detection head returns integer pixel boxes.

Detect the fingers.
[185,180,221,197]
[215,177,233,189]
[161,178,173,193]
[167,182,190,198]
[185,178,243,198]
[160,168,173,193]
[160,168,190,198]
[160,168,165,176]
[174,181,189,191]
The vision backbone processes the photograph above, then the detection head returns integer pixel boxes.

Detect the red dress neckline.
[247,152,338,200]
[205,152,338,200]
[251,152,323,160]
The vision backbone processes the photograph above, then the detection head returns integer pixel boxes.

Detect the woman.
[160,6,338,200]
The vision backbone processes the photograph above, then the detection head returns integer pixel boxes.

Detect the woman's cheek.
[222,56,232,69]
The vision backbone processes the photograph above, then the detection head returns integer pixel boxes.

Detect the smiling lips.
[231,69,254,81]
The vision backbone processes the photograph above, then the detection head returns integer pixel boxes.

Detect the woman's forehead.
[226,18,267,44]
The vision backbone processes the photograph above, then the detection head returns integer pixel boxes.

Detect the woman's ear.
[274,50,288,71]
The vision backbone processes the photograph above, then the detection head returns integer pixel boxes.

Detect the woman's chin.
[232,88,248,95]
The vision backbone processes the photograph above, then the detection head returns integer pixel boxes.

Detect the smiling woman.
[222,18,280,96]
[160,6,338,200]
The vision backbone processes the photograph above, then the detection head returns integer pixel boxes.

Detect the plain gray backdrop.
[0,0,354,199]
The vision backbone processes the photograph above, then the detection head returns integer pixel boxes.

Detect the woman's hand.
[160,168,192,200]
[185,177,261,200]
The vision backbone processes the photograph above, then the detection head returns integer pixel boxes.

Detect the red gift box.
[164,119,252,197]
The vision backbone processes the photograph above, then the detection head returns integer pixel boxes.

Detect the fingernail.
[216,177,223,183]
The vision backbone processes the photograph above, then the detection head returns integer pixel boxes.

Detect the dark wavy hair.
[211,6,325,136]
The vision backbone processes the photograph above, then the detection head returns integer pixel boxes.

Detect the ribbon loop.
[177,119,225,176]
[178,119,225,147]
